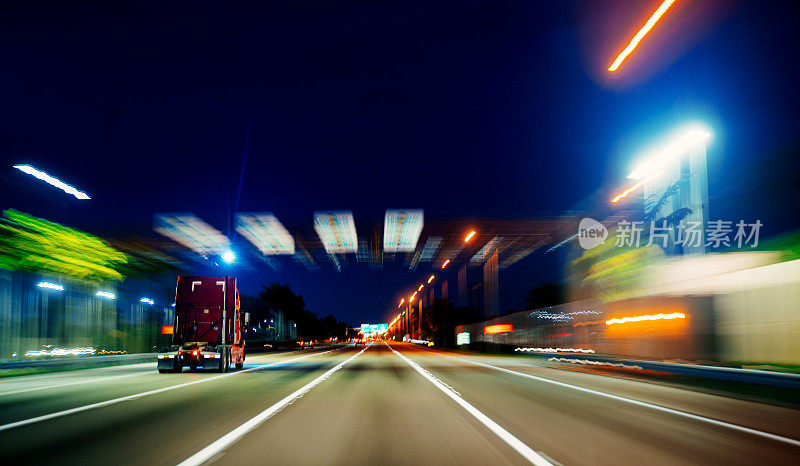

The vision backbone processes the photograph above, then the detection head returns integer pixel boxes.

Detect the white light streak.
[13,164,91,199]
[36,281,64,291]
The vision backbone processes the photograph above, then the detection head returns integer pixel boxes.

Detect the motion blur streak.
[606,312,686,325]
[178,345,369,466]
[0,348,338,432]
[608,0,677,71]
[440,353,800,448]
[547,357,643,370]
[515,347,596,353]
[386,343,554,466]
[12,164,91,199]
[484,324,513,334]
[611,174,655,203]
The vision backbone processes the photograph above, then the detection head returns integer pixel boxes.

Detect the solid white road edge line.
[0,348,341,432]
[178,345,370,466]
[440,351,800,448]
[387,343,553,466]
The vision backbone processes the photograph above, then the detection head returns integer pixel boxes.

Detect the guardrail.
[518,351,800,390]
[0,353,157,370]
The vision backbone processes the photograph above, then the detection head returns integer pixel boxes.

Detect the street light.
[608,0,677,72]
[139,297,155,305]
[441,259,450,269]
[13,164,91,200]
[612,123,712,203]
[464,231,476,242]
[627,125,712,180]
[417,284,424,292]
[427,275,435,284]
[221,250,236,264]
[37,281,64,291]
[96,291,116,300]
[398,298,405,308]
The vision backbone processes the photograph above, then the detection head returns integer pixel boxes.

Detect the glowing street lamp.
[37,281,64,292]
[464,231,476,242]
[96,291,116,300]
[221,250,236,264]
[13,164,91,200]
[417,284,424,292]
[608,0,677,72]
[427,275,435,284]
[139,297,155,305]
[612,124,712,203]
[441,259,450,269]
[398,298,405,308]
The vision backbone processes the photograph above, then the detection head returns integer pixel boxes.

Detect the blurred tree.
[422,298,482,347]
[248,283,349,339]
[0,209,129,281]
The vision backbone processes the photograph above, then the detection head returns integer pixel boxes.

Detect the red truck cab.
[158,276,246,373]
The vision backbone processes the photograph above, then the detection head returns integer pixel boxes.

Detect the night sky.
[2,1,799,325]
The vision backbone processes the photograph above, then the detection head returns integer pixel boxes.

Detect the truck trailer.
[158,276,246,373]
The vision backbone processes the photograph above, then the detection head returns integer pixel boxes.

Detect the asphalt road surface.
[1,342,798,465]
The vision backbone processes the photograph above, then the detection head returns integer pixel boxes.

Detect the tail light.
[192,349,199,356]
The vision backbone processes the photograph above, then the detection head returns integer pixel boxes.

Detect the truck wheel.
[224,352,231,372]
[235,360,243,370]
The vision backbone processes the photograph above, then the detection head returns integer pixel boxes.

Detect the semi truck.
[157,276,247,373]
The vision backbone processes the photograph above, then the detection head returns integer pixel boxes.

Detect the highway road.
[1,342,798,465]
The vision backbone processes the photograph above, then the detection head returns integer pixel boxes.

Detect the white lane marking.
[387,343,553,466]
[440,352,800,448]
[0,362,155,384]
[0,348,340,432]
[178,345,370,466]
[0,352,303,397]
[0,372,147,397]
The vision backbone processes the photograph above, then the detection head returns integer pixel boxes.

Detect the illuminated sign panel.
[314,211,358,254]
[236,213,295,255]
[456,332,470,345]
[155,213,229,255]
[360,323,389,334]
[383,210,424,252]
[161,326,174,335]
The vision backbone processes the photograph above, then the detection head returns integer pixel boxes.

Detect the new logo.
[578,218,607,250]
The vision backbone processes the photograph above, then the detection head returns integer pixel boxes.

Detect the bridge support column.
[483,250,499,318]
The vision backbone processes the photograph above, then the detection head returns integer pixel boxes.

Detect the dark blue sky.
[2,1,799,325]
